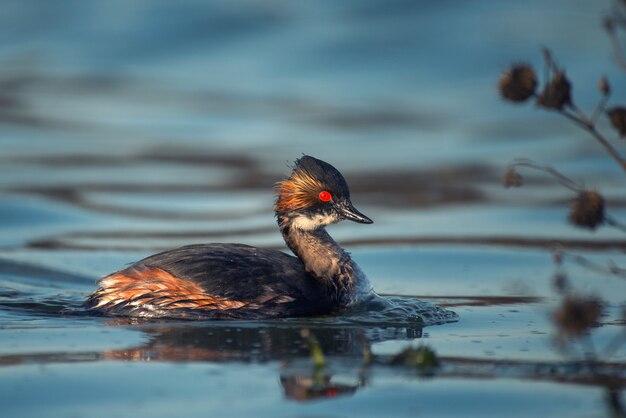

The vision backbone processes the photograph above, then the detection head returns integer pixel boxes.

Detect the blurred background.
[1,0,625,256]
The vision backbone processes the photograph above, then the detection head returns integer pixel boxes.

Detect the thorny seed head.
[598,76,611,96]
[498,64,537,103]
[537,71,572,110]
[568,190,605,230]
[502,167,523,188]
[553,295,603,339]
[607,107,626,138]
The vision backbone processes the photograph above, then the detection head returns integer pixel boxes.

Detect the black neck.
[276,214,373,305]
[278,217,351,281]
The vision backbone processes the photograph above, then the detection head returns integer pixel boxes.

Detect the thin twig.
[537,47,626,172]
[562,250,626,280]
[556,109,626,173]
[591,93,611,125]
[542,47,559,73]
[606,215,626,234]
[509,158,583,191]
[605,16,626,73]
[581,335,598,367]
[569,103,593,127]
[602,328,626,358]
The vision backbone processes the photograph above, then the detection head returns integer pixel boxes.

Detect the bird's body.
[86,156,374,319]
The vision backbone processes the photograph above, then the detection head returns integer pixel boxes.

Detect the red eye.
[319,191,332,202]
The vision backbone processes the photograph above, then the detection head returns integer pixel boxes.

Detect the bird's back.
[86,243,335,319]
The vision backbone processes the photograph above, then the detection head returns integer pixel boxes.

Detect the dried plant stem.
[534,48,626,172]
[559,249,626,280]
[508,158,582,191]
[606,18,626,73]
[602,328,626,358]
[605,215,626,234]
[569,103,593,127]
[591,93,611,125]
[581,335,598,365]
[557,107,626,173]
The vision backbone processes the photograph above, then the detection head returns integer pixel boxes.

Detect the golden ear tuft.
[275,169,324,212]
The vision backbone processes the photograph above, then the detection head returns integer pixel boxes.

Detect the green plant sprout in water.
[302,327,439,375]
[387,345,440,377]
[301,328,326,368]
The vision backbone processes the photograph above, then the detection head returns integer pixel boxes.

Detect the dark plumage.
[295,156,350,199]
[86,155,374,319]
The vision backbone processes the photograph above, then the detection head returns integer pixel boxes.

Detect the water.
[1,1,626,417]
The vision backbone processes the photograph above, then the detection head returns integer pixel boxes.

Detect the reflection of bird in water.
[101,322,423,363]
[99,323,417,402]
[280,374,361,401]
[86,155,375,319]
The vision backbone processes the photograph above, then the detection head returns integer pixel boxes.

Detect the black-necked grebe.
[86,155,374,319]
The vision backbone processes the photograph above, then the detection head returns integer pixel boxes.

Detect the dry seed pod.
[553,295,602,338]
[502,167,523,188]
[598,76,611,96]
[607,107,626,138]
[568,190,605,230]
[537,71,572,110]
[499,64,537,103]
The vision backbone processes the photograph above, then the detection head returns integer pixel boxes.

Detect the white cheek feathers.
[290,212,341,231]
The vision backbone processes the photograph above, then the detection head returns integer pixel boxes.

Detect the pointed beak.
[337,201,373,224]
